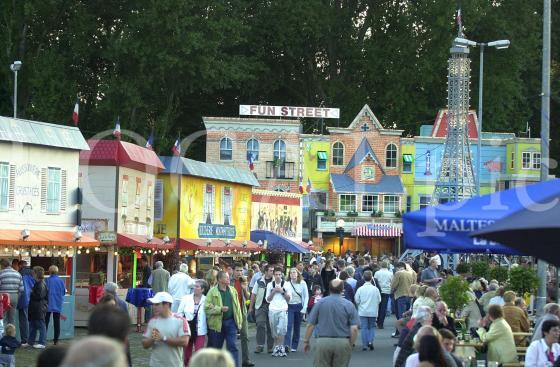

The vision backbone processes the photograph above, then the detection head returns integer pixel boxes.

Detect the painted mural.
[252,190,302,241]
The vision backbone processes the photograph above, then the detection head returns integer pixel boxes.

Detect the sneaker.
[368,343,374,351]
[291,348,297,352]
[254,345,264,354]
[279,345,287,357]
[33,344,46,349]
[20,343,29,348]
[284,345,290,354]
[391,331,400,338]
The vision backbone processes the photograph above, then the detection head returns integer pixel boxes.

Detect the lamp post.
[10,61,22,118]
[336,219,345,255]
[453,37,510,195]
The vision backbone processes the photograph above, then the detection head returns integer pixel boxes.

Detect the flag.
[113,118,121,140]
[145,133,154,150]
[72,99,79,126]
[172,138,181,156]
[248,153,255,171]
[298,180,304,194]
[306,177,312,193]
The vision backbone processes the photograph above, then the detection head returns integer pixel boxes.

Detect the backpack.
[271,280,286,293]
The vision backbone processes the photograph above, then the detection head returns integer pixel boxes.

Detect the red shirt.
[234,279,243,305]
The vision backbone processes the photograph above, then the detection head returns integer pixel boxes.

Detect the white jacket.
[525,339,560,367]
[374,268,393,294]
[177,294,207,336]
[354,282,381,317]
[168,272,195,312]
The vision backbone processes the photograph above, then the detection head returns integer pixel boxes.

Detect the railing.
[315,212,402,233]
[265,161,295,179]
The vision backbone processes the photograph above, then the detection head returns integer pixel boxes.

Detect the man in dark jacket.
[28,266,48,349]
[18,260,35,347]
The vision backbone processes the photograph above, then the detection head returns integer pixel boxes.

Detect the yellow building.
[155,157,261,259]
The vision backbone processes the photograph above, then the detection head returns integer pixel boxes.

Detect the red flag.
[306,177,312,193]
[298,180,304,194]
[172,138,181,156]
[72,99,79,126]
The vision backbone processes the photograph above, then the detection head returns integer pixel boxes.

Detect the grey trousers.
[255,304,273,350]
[5,294,18,326]
[314,338,352,367]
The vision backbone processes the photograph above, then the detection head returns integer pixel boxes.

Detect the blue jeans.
[377,294,389,327]
[396,296,411,320]
[284,304,303,350]
[29,319,46,346]
[18,308,29,343]
[207,318,239,367]
[359,316,376,346]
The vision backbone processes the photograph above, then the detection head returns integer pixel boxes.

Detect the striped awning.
[403,154,413,163]
[351,224,402,238]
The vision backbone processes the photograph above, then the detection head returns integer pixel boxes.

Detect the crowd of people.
[1,251,560,366]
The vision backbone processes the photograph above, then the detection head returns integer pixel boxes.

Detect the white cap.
[147,292,173,304]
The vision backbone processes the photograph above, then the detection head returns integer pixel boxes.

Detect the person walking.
[44,265,65,345]
[303,279,359,367]
[151,261,170,294]
[284,267,309,352]
[28,266,48,349]
[374,260,393,329]
[391,262,416,338]
[17,260,34,347]
[205,271,243,367]
[265,267,291,357]
[354,270,381,351]
[420,259,442,287]
[142,292,190,367]
[177,280,208,367]
[248,265,274,354]
[320,260,336,296]
[232,263,254,367]
[169,264,195,313]
[0,259,23,327]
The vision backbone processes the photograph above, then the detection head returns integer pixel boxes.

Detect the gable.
[347,104,384,131]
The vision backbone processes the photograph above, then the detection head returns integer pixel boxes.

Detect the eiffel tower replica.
[432,24,477,204]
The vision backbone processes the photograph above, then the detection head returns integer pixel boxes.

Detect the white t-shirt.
[265,280,291,312]
[143,315,189,367]
[374,268,394,294]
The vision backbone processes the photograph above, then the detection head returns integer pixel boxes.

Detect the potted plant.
[371,210,383,218]
[394,210,402,218]
[455,262,471,275]
[489,266,509,284]
[470,261,490,279]
[439,275,471,315]
[508,266,539,296]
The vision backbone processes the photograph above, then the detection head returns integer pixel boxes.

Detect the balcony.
[315,211,402,233]
[265,161,295,179]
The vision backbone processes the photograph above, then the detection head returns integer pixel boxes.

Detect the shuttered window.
[47,167,61,213]
[0,163,8,210]
[8,165,15,210]
[154,180,163,221]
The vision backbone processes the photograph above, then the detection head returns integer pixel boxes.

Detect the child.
[0,324,20,367]
[307,284,323,313]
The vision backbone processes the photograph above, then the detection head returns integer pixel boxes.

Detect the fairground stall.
[0,116,98,339]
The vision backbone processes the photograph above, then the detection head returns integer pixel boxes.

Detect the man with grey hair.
[61,335,128,367]
[151,261,170,294]
[394,305,433,367]
[168,263,195,312]
[104,282,128,314]
[374,260,393,329]
[532,303,560,342]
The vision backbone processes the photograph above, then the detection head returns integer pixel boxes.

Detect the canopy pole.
[132,250,137,288]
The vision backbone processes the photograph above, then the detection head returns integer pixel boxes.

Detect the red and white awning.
[351,224,402,238]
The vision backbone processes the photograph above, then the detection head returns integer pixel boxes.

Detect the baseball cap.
[147,292,173,304]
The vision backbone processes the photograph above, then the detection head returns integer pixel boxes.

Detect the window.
[402,154,413,173]
[246,138,259,161]
[0,163,8,210]
[222,187,233,225]
[121,175,129,208]
[332,142,344,166]
[47,167,61,213]
[273,140,286,161]
[419,195,431,209]
[510,152,515,169]
[317,151,328,170]
[532,152,541,169]
[146,181,153,210]
[339,194,356,212]
[406,196,411,212]
[203,184,215,224]
[522,152,531,169]
[154,180,163,221]
[135,177,142,207]
[386,144,397,168]
[220,137,233,160]
[362,195,379,212]
[383,195,399,214]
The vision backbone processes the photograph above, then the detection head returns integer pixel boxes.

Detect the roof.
[178,238,261,253]
[0,116,89,150]
[250,230,309,253]
[0,229,98,247]
[344,138,385,174]
[117,233,171,249]
[80,140,165,173]
[432,109,478,139]
[160,156,260,187]
[330,174,405,194]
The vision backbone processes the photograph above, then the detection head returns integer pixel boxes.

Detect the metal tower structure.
[432,37,477,204]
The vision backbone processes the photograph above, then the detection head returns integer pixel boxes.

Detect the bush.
[456,263,471,275]
[470,261,490,279]
[508,266,539,295]
[489,266,509,284]
[439,276,471,314]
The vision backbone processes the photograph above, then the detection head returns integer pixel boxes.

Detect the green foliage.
[470,261,490,279]
[455,262,471,275]
[508,266,539,295]
[347,211,358,217]
[439,276,471,313]
[489,266,510,284]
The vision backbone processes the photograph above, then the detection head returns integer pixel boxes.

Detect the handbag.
[188,303,200,339]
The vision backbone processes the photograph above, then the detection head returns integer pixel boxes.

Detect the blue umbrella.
[250,230,309,254]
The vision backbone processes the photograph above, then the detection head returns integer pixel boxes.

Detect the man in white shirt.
[354,270,381,351]
[374,260,393,329]
[168,264,195,312]
[265,267,291,357]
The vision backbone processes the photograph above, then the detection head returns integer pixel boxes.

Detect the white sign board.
[239,105,340,119]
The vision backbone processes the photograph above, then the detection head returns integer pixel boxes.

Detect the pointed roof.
[347,104,385,130]
[80,139,165,173]
[344,138,385,174]
[330,174,405,194]
[432,109,478,138]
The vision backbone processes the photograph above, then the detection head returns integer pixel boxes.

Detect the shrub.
[470,261,490,279]
[489,266,509,284]
[439,276,471,314]
[508,266,539,295]
[456,262,470,275]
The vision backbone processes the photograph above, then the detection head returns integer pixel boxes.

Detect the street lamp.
[10,61,22,118]
[454,37,510,195]
[336,219,345,255]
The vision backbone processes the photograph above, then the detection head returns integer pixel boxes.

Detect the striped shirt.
[0,268,23,294]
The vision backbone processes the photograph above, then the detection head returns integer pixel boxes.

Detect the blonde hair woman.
[284,268,309,352]
[189,348,235,367]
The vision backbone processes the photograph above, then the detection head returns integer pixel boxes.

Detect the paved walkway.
[16,317,398,366]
